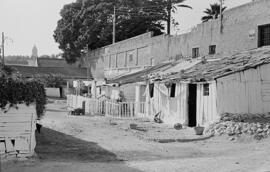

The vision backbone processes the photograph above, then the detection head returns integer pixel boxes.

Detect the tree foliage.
[54,0,191,63]
[33,74,66,88]
[201,3,226,23]
[0,66,46,119]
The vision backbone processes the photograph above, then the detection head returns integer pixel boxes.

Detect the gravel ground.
[2,99,270,172]
[109,118,212,142]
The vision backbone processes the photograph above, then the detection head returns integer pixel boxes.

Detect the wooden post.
[29,113,36,155]
[145,83,151,119]
[92,81,97,99]
[67,81,69,95]
[135,85,141,117]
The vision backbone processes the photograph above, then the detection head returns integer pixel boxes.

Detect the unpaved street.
[3,100,270,172]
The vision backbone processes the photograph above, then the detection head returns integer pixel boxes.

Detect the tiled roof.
[108,46,270,84]
[108,61,176,85]
[10,66,90,79]
[166,46,270,82]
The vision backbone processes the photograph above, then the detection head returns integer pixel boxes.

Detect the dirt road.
[2,100,270,172]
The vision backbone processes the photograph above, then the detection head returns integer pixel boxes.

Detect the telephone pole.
[220,0,224,33]
[1,32,4,66]
[167,0,172,35]
[112,6,116,44]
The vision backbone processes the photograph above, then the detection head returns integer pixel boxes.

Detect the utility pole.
[112,6,116,44]
[167,0,172,35]
[220,0,224,33]
[1,32,4,66]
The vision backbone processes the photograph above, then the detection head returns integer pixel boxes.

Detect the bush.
[0,75,46,119]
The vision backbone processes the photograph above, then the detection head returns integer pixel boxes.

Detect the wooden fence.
[137,102,147,118]
[67,95,148,119]
[85,98,105,115]
[105,101,136,118]
[0,112,36,158]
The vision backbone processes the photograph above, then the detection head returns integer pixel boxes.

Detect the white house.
[146,46,270,126]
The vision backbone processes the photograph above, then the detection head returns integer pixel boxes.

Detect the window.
[170,83,176,98]
[209,45,216,55]
[203,84,209,96]
[258,24,270,47]
[261,81,270,102]
[129,54,133,62]
[149,83,154,98]
[192,48,199,58]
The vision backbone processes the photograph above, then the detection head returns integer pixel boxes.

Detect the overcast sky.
[0,0,251,56]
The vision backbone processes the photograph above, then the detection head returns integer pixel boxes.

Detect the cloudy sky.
[0,0,250,56]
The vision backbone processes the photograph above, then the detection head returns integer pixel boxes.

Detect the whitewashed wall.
[0,105,36,157]
[146,83,188,125]
[196,82,218,126]
[216,63,270,115]
[46,88,60,98]
[67,95,88,109]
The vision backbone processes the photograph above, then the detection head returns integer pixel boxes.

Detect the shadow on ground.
[2,127,142,172]
[35,127,119,162]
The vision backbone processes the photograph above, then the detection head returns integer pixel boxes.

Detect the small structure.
[105,61,178,101]
[0,105,36,158]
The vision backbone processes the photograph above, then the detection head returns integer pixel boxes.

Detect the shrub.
[0,66,46,119]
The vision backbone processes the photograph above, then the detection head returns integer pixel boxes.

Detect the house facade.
[146,47,270,126]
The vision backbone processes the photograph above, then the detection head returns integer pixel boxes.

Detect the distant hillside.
[5,55,31,65]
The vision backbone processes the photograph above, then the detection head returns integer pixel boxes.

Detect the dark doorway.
[59,87,63,98]
[188,84,197,127]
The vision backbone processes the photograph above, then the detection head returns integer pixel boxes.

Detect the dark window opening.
[149,83,154,98]
[170,83,176,98]
[203,84,209,96]
[259,24,270,47]
[209,45,216,55]
[192,48,199,58]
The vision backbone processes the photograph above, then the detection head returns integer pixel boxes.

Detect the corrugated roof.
[166,46,270,82]
[11,66,90,79]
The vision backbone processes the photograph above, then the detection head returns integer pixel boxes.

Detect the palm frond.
[177,4,192,9]
[201,3,227,22]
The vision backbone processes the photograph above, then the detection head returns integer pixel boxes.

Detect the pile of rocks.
[204,113,270,140]
[220,112,270,123]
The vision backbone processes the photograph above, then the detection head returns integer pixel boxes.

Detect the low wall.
[46,87,68,98]
[46,88,60,98]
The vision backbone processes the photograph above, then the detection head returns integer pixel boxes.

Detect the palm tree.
[201,3,226,23]
[168,0,192,34]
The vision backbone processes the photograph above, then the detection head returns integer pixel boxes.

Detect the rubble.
[204,113,270,140]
